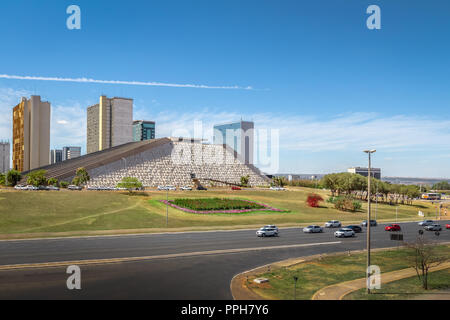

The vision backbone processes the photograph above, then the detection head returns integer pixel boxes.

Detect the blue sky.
[0,0,449,177]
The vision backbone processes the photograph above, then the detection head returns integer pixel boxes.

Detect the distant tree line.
[431,181,450,191]
[320,172,421,205]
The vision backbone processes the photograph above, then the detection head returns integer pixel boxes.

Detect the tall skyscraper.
[87,96,133,154]
[62,146,81,161]
[213,120,254,164]
[50,149,63,164]
[12,96,51,172]
[0,141,10,174]
[133,120,155,141]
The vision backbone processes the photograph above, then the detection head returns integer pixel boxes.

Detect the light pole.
[364,149,376,294]
[293,276,298,300]
[166,189,169,227]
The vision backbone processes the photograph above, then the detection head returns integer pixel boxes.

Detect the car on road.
[303,225,323,233]
[231,186,241,190]
[256,227,278,237]
[26,185,39,191]
[180,186,192,191]
[68,185,82,191]
[361,220,377,227]
[334,228,356,238]
[264,225,279,232]
[418,220,434,226]
[14,185,27,190]
[385,224,401,232]
[424,224,442,231]
[324,220,341,228]
[47,185,60,191]
[344,225,363,233]
[446,224,450,230]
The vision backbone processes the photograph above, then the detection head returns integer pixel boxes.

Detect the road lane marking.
[0,241,341,271]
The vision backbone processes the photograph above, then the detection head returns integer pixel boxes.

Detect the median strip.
[0,241,341,271]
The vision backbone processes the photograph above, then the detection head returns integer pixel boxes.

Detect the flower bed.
[159,198,284,214]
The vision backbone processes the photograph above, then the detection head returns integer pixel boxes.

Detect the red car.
[385,224,401,231]
[446,224,450,229]
[231,186,241,190]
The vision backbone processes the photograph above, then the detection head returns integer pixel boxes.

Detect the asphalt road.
[0,220,448,299]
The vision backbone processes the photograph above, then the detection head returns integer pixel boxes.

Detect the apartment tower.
[0,141,10,173]
[12,96,51,172]
[87,96,133,154]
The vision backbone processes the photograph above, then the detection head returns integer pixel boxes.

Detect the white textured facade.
[84,141,268,188]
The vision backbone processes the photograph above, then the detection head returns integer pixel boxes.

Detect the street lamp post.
[364,149,376,294]
[293,276,298,300]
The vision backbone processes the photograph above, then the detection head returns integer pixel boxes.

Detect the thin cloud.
[0,74,253,90]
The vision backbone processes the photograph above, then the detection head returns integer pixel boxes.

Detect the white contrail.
[0,74,253,90]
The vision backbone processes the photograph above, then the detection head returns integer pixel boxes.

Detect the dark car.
[345,225,363,233]
[361,220,377,227]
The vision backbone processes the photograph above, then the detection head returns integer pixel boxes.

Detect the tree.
[6,170,21,186]
[306,194,323,208]
[432,181,450,191]
[117,177,143,194]
[73,167,90,186]
[240,175,250,187]
[47,178,59,187]
[26,170,47,187]
[272,176,286,187]
[60,181,69,188]
[0,173,5,186]
[405,237,448,290]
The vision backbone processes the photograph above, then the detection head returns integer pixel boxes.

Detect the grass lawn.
[0,186,443,236]
[246,245,450,300]
[345,269,450,300]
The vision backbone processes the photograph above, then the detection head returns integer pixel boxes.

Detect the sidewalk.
[312,261,450,300]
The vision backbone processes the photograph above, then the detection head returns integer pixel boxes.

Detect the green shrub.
[172,198,265,211]
[334,196,362,212]
[60,181,69,188]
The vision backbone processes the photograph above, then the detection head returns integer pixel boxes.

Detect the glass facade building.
[133,120,156,141]
[213,121,254,164]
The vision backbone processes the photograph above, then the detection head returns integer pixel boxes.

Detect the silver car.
[325,220,341,228]
[303,225,323,233]
[424,224,442,231]
[256,227,279,237]
[418,220,434,226]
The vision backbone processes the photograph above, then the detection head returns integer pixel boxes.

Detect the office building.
[0,141,10,173]
[50,149,63,164]
[348,167,381,179]
[86,96,133,154]
[12,96,51,172]
[213,121,254,164]
[62,146,81,161]
[133,120,155,141]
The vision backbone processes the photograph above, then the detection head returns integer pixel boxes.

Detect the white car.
[26,185,39,191]
[303,225,323,233]
[418,220,434,226]
[14,185,27,190]
[270,186,286,191]
[256,227,279,237]
[157,186,168,191]
[68,185,82,191]
[334,228,356,238]
[325,220,341,228]
[180,186,192,191]
[264,225,279,232]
